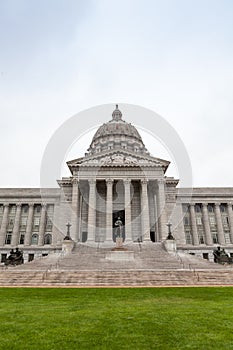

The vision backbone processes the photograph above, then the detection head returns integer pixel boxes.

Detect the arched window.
[31,234,38,245]
[44,234,52,245]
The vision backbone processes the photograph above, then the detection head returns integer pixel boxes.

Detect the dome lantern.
[112,104,122,121]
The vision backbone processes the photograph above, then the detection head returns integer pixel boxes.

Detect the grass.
[0,287,233,349]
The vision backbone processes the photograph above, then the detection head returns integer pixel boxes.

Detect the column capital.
[41,203,47,209]
[28,202,34,207]
[72,177,79,185]
[3,203,9,208]
[106,178,114,186]
[157,179,165,186]
[88,179,96,185]
[227,202,232,208]
[123,178,131,185]
[189,203,195,207]
[214,202,220,207]
[141,178,148,185]
[16,203,22,207]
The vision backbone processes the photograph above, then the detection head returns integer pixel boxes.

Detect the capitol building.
[0,105,233,264]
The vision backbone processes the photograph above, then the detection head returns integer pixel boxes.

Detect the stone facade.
[0,105,233,263]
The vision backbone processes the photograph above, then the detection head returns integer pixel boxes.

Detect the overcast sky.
[1,0,233,188]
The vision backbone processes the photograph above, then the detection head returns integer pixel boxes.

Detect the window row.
[4,233,52,245]
[183,215,230,226]
[185,231,232,245]
[182,203,232,213]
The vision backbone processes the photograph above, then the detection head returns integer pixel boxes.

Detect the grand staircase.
[1,242,233,287]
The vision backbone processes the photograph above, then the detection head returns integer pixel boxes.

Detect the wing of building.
[0,105,233,263]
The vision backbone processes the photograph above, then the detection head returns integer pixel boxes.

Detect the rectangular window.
[22,205,29,213]
[35,205,41,214]
[5,234,12,245]
[224,232,231,244]
[212,233,218,244]
[47,204,54,215]
[33,217,40,231]
[185,231,192,244]
[198,235,205,244]
[222,216,229,226]
[195,204,202,213]
[208,204,214,213]
[8,218,14,228]
[209,216,216,225]
[220,204,227,212]
[9,205,16,215]
[19,234,25,245]
[28,254,34,262]
[20,216,27,229]
[196,217,202,225]
[203,253,209,260]
[1,254,7,263]
[46,218,53,231]
[183,216,190,226]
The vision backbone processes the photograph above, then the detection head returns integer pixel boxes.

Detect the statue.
[213,246,233,264]
[5,248,24,266]
[114,217,124,248]
[115,217,123,238]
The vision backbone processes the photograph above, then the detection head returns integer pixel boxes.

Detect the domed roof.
[88,105,148,155]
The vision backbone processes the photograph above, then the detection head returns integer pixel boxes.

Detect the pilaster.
[140,179,150,241]
[189,204,199,246]
[227,203,233,242]
[156,179,167,240]
[106,178,113,242]
[87,179,96,241]
[12,203,22,246]
[71,177,79,241]
[124,178,131,242]
[38,204,47,246]
[214,203,225,245]
[202,204,212,245]
[24,203,34,245]
[0,204,9,246]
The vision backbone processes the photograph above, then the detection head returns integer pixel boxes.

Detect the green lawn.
[0,287,233,350]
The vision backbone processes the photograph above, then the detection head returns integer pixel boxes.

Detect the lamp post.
[64,222,72,240]
[166,223,174,240]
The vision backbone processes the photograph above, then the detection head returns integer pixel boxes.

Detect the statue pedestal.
[105,251,134,261]
[115,237,123,248]
[62,239,75,254]
[163,239,177,253]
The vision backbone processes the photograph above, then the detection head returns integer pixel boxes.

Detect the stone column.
[202,204,212,245]
[124,179,131,242]
[189,204,199,246]
[71,177,79,241]
[87,179,96,241]
[12,203,22,246]
[214,203,225,245]
[156,179,167,240]
[0,204,9,246]
[106,178,113,242]
[141,179,150,241]
[24,203,34,245]
[227,203,233,242]
[154,194,159,242]
[38,204,47,246]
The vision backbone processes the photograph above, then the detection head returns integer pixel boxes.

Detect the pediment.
[67,150,170,173]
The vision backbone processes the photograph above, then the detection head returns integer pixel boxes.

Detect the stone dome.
[87,105,149,155]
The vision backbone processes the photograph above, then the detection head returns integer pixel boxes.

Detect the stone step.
[0,269,233,286]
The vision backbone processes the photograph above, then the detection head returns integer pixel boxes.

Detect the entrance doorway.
[112,210,125,242]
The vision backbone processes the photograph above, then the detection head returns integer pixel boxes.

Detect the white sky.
[1,0,233,188]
